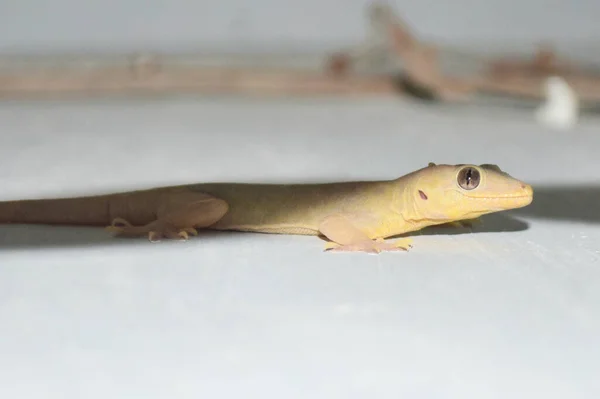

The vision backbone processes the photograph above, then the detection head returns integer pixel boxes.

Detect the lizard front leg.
[318,214,413,254]
[106,192,229,242]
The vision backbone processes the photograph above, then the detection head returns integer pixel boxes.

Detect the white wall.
[0,0,598,53]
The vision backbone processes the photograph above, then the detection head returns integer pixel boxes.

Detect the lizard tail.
[0,195,114,226]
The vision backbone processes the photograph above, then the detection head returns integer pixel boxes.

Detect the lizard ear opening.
[418,190,428,200]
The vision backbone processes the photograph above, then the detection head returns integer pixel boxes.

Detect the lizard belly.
[212,223,320,235]
[204,194,323,235]
[208,205,322,235]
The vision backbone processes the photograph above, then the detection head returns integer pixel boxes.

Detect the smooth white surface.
[1,96,600,398]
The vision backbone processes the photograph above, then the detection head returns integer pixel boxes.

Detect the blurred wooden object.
[373,2,600,103]
[1,2,600,104]
[486,43,575,77]
[0,63,399,99]
[0,51,403,99]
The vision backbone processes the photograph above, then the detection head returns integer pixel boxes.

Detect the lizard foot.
[148,226,198,242]
[324,237,413,253]
[106,217,198,241]
[105,217,135,234]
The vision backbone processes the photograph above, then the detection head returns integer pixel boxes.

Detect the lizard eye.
[457,166,480,190]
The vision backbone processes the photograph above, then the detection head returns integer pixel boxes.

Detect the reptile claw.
[148,231,162,242]
[181,227,198,236]
[105,218,134,235]
[177,231,189,240]
[147,226,196,242]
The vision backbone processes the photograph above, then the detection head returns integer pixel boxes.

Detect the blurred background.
[1,0,599,51]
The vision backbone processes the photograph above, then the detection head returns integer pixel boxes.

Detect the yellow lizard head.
[409,163,533,221]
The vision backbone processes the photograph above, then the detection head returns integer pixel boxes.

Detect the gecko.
[0,163,533,253]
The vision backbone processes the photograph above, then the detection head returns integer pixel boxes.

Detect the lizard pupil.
[457,166,480,190]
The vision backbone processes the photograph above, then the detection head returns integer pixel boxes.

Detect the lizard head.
[410,163,533,222]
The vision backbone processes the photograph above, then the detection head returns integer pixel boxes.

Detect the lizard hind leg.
[106,217,152,237]
[106,217,194,241]
[105,192,229,242]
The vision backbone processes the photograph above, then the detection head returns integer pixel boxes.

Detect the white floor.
[0,94,599,398]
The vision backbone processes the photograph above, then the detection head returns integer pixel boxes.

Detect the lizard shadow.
[509,183,600,224]
[0,224,228,252]
[415,184,600,230]
[398,212,529,238]
[0,213,529,251]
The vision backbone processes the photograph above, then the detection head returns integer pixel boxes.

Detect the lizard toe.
[146,224,195,242]
[111,217,133,228]
[148,231,162,242]
[181,227,198,236]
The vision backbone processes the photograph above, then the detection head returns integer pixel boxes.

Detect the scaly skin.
[0,163,533,253]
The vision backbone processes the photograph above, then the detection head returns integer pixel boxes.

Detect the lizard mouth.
[461,194,532,200]
[459,193,533,209]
